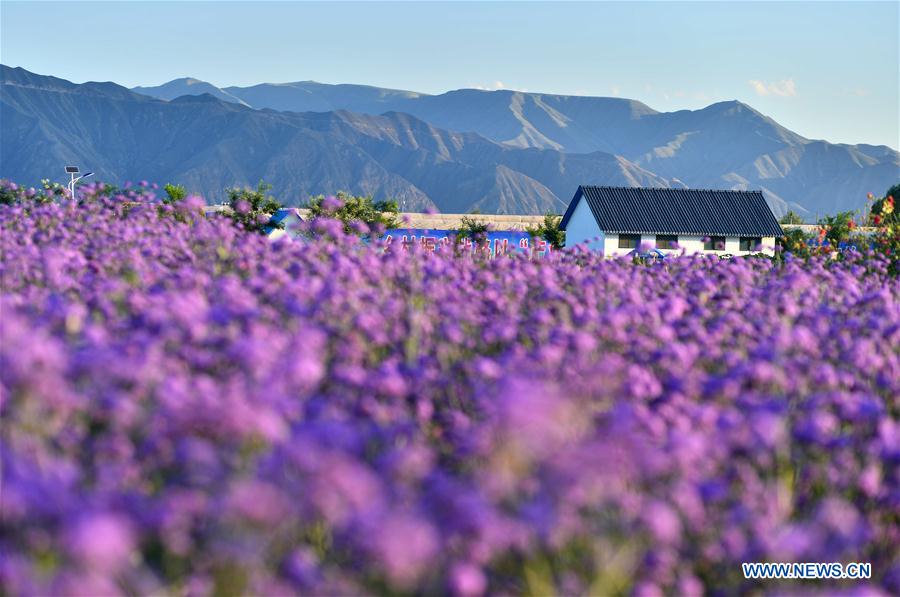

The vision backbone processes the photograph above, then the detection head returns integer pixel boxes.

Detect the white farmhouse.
[560,186,783,256]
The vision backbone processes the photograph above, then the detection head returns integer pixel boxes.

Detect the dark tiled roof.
[559,186,784,237]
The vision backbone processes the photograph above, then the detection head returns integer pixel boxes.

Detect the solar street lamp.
[66,166,93,199]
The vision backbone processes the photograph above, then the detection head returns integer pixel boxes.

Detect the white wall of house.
[574,232,777,257]
[655,235,771,256]
[603,233,628,256]
[564,197,604,251]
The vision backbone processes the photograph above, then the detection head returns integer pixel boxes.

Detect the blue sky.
[2,1,898,148]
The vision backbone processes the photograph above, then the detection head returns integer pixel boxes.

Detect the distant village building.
[265,208,304,240]
[560,186,783,256]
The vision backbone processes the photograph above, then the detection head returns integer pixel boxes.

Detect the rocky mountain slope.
[132,75,899,216]
[1,65,895,216]
[1,65,668,213]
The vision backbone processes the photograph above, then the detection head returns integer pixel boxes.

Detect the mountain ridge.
[127,73,898,216]
[1,65,896,216]
[1,66,668,214]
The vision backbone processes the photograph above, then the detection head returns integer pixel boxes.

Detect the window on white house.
[704,236,726,251]
[656,235,678,249]
[740,237,762,251]
[618,234,640,249]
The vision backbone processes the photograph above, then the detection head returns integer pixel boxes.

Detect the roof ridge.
[579,184,763,194]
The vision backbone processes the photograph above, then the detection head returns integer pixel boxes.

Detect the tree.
[525,213,565,249]
[306,191,400,235]
[163,183,187,204]
[226,180,282,232]
[779,210,804,225]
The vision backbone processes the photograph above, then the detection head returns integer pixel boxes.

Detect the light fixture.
[66,167,94,199]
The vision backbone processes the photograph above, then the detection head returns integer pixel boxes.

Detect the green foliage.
[525,213,565,249]
[163,183,187,204]
[777,227,813,257]
[306,191,400,235]
[40,179,69,201]
[226,180,282,233]
[873,224,900,276]
[1,179,69,206]
[817,211,858,248]
[869,191,899,275]
[457,214,491,245]
[779,210,804,225]
[868,189,897,226]
[770,193,900,276]
[0,182,21,206]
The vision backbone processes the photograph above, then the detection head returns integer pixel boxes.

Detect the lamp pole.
[65,167,93,199]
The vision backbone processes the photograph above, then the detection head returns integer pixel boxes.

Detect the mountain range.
[3,65,897,216]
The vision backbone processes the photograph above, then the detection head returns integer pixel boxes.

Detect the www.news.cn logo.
[742,562,872,580]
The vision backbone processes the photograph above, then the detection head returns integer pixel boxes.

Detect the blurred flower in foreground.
[0,185,897,595]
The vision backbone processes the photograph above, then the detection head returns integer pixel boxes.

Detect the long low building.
[233,207,547,232]
[560,185,784,256]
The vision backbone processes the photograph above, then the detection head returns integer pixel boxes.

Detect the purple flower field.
[1,190,899,596]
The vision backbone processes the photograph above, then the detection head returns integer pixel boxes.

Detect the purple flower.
[65,513,135,573]
[363,512,440,588]
[449,562,486,596]
[643,501,682,545]
[321,195,343,212]
[225,480,291,526]
[1,180,897,595]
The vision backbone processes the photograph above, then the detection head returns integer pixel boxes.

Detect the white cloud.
[472,80,506,91]
[467,81,530,93]
[748,78,797,97]
[610,84,621,96]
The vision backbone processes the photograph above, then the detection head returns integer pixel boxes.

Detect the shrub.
[868,191,897,227]
[777,227,814,257]
[163,183,187,204]
[226,180,282,232]
[306,191,400,235]
[456,213,491,245]
[869,192,899,275]
[525,212,565,249]
[0,178,67,205]
[816,211,858,252]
